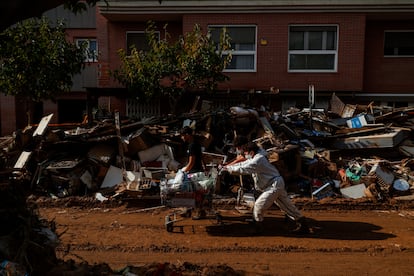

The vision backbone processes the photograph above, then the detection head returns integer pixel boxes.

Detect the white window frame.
[288,25,338,73]
[384,30,414,57]
[126,31,160,55]
[208,25,257,72]
[75,38,98,62]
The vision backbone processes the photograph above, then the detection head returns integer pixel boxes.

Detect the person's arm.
[224,157,257,175]
[182,155,196,173]
[225,154,246,166]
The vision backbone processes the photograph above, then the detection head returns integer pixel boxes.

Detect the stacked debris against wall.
[0,93,413,203]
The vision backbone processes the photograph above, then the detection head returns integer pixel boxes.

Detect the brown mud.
[36,196,414,275]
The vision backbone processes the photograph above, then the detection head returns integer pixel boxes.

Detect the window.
[209,25,257,72]
[288,25,338,72]
[126,31,160,55]
[75,38,98,62]
[384,31,414,57]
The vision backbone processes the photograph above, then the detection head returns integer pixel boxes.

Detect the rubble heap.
[1,93,414,202]
[1,93,414,274]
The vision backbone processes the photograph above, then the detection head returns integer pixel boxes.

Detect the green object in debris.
[345,166,362,181]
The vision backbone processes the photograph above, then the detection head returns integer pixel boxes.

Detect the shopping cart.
[162,173,258,232]
[162,152,226,232]
[162,171,218,232]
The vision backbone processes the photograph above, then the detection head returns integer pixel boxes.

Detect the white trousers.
[253,178,303,222]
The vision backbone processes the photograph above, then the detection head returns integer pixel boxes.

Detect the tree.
[111,22,232,113]
[178,24,232,92]
[0,17,86,123]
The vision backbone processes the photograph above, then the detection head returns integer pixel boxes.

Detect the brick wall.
[96,9,112,88]
[183,13,366,94]
[95,10,414,109]
[364,21,414,93]
[0,95,16,135]
[98,16,183,88]
[43,100,58,124]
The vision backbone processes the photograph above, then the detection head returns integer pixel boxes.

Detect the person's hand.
[177,168,187,175]
[218,165,227,175]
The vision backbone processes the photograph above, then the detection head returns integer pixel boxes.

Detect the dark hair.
[233,135,249,147]
[180,126,194,136]
[245,141,259,153]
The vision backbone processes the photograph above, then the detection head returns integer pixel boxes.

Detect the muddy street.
[38,201,414,276]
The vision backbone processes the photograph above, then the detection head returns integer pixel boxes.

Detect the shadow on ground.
[205,216,396,240]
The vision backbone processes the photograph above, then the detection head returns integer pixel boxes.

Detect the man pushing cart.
[162,136,310,235]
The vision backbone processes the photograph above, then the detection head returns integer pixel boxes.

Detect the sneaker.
[291,223,310,234]
[245,218,263,234]
[192,209,206,220]
[284,214,294,223]
[291,218,310,234]
[245,218,255,224]
[254,221,264,234]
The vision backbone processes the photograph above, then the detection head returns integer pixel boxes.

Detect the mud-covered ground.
[35,196,414,275]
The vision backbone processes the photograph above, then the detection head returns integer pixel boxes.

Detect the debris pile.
[1,93,414,203]
[1,93,414,274]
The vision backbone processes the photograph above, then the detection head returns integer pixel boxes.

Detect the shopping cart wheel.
[165,215,173,232]
[184,208,192,218]
[215,213,223,224]
[166,222,173,232]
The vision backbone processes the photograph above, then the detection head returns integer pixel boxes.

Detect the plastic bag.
[167,170,192,192]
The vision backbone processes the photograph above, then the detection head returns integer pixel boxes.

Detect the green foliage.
[64,0,105,14]
[111,22,232,105]
[178,24,232,92]
[0,17,85,102]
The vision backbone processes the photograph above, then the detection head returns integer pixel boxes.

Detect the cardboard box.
[346,115,367,128]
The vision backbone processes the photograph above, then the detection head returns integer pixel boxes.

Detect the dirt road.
[37,198,414,276]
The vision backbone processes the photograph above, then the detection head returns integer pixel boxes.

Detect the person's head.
[233,135,248,148]
[233,135,249,155]
[244,141,259,159]
[180,126,194,142]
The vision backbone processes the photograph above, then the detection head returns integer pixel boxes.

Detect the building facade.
[1,0,414,134]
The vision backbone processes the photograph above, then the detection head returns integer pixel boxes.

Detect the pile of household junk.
[1,93,414,204]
